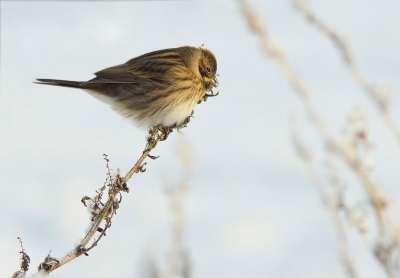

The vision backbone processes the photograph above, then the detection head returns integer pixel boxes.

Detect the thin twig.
[293,0,400,143]
[291,119,358,278]
[237,0,389,234]
[12,238,30,278]
[238,0,400,276]
[35,126,166,275]
[123,126,165,183]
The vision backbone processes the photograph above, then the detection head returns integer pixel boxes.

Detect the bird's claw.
[161,127,173,141]
[200,90,219,103]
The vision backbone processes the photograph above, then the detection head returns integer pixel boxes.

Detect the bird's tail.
[34,78,84,89]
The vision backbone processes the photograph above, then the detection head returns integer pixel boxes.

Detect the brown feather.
[35,46,218,129]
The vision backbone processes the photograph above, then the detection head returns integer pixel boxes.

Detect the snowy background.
[1,0,400,277]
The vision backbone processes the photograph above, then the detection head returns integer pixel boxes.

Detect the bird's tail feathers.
[34,79,84,89]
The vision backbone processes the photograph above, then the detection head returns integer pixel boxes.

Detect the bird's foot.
[161,126,173,141]
[198,89,219,104]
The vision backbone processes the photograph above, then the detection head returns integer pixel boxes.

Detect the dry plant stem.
[293,0,400,143]
[237,0,386,233]
[292,123,358,278]
[34,107,205,276]
[36,127,166,276]
[168,142,192,278]
[44,193,119,274]
[123,126,165,183]
[238,0,400,276]
[237,0,328,137]
[12,238,30,278]
[37,175,123,274]
[308,162,357,278]
[294,0,400,261]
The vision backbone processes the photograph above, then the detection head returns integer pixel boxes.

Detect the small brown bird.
[35,46,218,136]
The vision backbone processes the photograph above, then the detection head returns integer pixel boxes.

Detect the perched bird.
[35,46,218,137]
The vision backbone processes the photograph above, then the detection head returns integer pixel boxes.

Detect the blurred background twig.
[238,0,400,277]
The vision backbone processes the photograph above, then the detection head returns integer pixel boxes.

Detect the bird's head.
[199,49,218,90]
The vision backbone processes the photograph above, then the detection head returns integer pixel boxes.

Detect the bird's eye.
[206,67,211,73]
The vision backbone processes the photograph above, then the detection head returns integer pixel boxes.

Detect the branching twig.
[123,125,166,183]
[293,0,400,143]
[12,238,30,278]
[291,118,358,278]
[238,0,400,277]
[33,123,180,275]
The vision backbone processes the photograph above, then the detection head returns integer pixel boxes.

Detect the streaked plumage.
[35,46,218,130]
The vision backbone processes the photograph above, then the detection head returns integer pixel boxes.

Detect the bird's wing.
[84,48,186,85]
[84,64,141,85]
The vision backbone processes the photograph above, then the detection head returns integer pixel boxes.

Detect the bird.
[35,46,218,138]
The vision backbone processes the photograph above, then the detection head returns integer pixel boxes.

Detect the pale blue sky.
[1,1,400,277]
